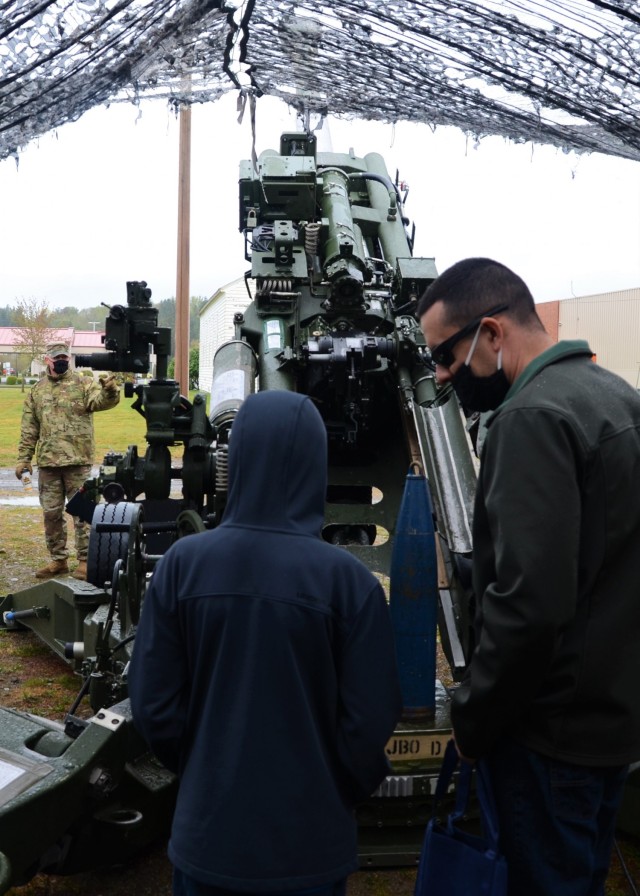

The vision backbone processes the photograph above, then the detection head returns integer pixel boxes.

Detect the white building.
[198,278,252,393]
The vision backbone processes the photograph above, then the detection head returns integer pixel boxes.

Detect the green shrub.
[5,375,17,385]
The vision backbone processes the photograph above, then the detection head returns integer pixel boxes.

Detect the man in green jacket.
[418,258,640,896]
[15,341,120,580]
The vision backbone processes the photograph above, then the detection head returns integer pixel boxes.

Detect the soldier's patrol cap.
[45,342,70,358]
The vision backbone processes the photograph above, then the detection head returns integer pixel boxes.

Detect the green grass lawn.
[0,384,207,467]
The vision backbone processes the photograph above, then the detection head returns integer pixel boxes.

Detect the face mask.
[52,359,69,375]
[451,325,510,412]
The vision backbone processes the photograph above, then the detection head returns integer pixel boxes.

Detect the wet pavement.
[2,496,40,505]
[0,467,98,505]
[0,467,184,504]
[0,467,39,504]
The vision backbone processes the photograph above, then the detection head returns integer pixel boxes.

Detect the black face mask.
[52,359,69,375]
[451,362,510,412]
[450,323,510,413]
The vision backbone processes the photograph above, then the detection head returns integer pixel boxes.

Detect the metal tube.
[209,340,257,432]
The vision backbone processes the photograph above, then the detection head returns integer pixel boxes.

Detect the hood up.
[223,391,327,537]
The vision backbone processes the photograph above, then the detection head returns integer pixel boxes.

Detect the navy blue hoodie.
[129,391,402,892]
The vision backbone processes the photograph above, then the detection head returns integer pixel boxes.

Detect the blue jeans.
[172,868,347,896]
[485,738,628,896]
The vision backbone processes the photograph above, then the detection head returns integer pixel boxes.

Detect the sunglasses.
[429,304,509,368]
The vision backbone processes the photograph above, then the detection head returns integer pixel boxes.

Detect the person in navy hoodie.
[129,390,402,896]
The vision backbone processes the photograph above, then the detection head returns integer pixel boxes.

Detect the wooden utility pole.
[175,102,191,395]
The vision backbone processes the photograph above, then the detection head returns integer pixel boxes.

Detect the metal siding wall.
[558,288,640,387]
[535,301,560,341]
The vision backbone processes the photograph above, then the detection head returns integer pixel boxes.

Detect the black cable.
[110,633,136,655]
[349,171,403,207]
[67,675,92,717]
[243,270,254,301]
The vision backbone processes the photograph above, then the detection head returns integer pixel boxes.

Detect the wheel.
[87,502,141,590]
[175,509,206,539]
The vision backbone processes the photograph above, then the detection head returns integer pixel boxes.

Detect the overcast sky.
[0,92,638,313]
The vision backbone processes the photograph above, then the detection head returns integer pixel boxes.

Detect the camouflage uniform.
[17,369,120,562]
[38,465,93,561]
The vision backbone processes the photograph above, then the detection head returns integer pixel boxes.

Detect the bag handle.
[433,739,502,851]
[432,739,470,825]
[432,737,461,806]
[475,758,501,852]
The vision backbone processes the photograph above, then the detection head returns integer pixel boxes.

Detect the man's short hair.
[417,258,541,328]
[45,342,70,358]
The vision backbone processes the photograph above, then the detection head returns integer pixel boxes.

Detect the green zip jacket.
[452,340,640,765]
[17,370,120,468]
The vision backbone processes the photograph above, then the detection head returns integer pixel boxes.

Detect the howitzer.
[0,132,478,888]
[3,132,636,890]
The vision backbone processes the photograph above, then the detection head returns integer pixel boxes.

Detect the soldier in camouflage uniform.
[15,341,120,580]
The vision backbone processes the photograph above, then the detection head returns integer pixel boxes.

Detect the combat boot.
[72,560,87,581]
[35,559,69,579]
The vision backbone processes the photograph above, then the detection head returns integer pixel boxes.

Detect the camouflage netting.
[1,0,639,163]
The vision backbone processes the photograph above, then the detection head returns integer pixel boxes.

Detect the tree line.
[1,296,206,348]
[1,296,207,388]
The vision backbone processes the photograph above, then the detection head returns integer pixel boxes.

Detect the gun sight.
[75,280,171,380]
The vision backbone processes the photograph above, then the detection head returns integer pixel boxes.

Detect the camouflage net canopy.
[2,0,639,163]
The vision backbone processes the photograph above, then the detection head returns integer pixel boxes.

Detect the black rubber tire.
[87,502,138,589]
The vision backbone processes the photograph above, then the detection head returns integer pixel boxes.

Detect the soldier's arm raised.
[85,374,120,412]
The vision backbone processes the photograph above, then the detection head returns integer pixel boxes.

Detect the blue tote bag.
[414,739,508,896]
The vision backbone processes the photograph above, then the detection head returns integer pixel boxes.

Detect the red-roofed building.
[0,327,109,377]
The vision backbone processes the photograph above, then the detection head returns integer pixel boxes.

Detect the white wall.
[199,278,252,392]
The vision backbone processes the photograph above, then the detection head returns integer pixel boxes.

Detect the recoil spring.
[305,221,321,256]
